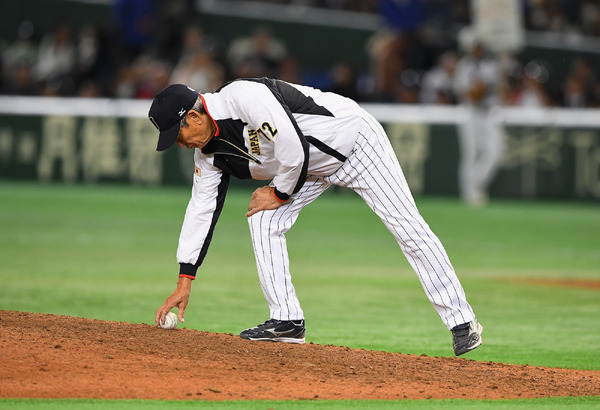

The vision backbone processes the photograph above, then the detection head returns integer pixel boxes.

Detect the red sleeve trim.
[179,274,196,280]
[199,93,219,137]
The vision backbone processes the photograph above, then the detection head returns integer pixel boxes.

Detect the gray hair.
[192,95,205,114]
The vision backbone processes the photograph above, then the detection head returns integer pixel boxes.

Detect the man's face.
[176,110,215,149]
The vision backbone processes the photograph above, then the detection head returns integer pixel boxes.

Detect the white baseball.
[160,312,178,330]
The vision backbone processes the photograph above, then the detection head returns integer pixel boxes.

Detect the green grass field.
[1,181,599,409]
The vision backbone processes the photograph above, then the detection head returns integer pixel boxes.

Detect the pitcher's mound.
[1,311,598,400]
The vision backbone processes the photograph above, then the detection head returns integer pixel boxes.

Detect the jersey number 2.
[261,122,278,140]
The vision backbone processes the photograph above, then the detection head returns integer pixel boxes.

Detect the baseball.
[160,312,178,330]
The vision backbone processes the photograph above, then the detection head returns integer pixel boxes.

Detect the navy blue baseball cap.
[149,84,199,151]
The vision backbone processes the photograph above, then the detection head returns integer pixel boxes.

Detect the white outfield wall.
[1,96,600,127]
[1,96,599,200]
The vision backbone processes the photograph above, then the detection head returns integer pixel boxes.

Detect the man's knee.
[248,211,275,229]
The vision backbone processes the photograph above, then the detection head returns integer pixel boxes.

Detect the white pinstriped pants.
[248,111,476,330]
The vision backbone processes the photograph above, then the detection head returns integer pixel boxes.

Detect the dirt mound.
[1,310,598,401]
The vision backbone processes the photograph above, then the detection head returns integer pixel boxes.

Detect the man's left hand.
[246,186,286,217]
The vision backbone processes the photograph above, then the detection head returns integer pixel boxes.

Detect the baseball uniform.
[172,78,476,331]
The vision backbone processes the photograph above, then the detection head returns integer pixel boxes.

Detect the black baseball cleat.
[452,319,483,356]
[240,319,306,344]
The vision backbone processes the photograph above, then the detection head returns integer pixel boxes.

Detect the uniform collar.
[199,93,219,137]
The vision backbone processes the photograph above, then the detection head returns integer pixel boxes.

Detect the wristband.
[179,263,198,279]
[273,188,289,202]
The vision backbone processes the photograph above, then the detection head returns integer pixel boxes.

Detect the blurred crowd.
[1,0,599,108]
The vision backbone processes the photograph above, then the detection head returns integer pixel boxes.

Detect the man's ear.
[188,110,203,124]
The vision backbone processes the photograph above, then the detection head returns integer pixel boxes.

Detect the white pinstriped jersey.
[177,78,366,276]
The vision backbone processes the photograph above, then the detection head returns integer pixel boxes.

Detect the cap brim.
[156,121,181,151]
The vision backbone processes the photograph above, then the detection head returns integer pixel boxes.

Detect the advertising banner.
[1,99,599,201]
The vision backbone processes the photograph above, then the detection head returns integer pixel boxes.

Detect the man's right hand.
[155,277,193,326]
[246,186,286,217]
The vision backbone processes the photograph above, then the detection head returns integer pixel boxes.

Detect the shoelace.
[253,319,279,329]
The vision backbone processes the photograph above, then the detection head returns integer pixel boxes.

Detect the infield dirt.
[1,310,598,401]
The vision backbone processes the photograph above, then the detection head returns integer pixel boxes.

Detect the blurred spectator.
[2,21,38,95]
[419,51,458,104]
[561,58,598,107]
[114,63,138,98]
[365,0,431,103]
[502,59,552,107]
[518,72,553,107]
[76,24,100,80]
[2,21,38,74]
[77,79,103,98]
[2,0,600,105]
[396,68,421,103]
[581,0,600,36]
[169,24,225,93]
[277,55,304,85]
[365,30,404,102]
[226,25,288,78]
[453,36,504,206]
[152,0,198,64]
[134,56,171,99]
[170,48,225,93]
[563,74,587,107]
[73,23,116,96]
[4,63,36,96]
[113,0,156,60]
[33,22,76,95]
[328,61,362,101]
[177,25,221,63]
[365,28,428,103]
[526,0,568,32]
[378,0,430,70]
